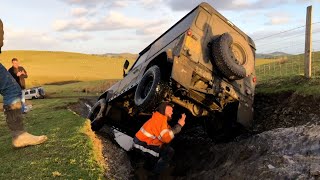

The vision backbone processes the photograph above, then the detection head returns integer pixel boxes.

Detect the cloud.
[163,0,307,11]
[53,11,169,32]
[3,27,59,50]
[138,0,164,9]
[60,0,105,7]
[265,12,292,25]
[111,1,130,8]
[53,17,92,31]
[268,17,290,25]
[61,33,92,41]
[71,7,89,16]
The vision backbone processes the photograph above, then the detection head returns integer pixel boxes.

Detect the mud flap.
[237,101,253,128]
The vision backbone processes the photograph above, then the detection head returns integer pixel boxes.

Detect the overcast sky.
[0,0,319,54]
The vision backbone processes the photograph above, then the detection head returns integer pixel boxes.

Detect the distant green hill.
[99,53,138,60]
[256,52,291,59]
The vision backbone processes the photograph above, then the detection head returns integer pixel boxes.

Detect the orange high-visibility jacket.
[135,112,174,146]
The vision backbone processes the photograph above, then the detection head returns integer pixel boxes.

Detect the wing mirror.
[123,60,130,77]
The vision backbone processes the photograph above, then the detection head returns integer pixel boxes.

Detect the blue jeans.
[0,63,22,106]
[21,89,26,112]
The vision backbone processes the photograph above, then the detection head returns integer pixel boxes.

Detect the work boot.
[11,131,47,148]
[4,104,47,148]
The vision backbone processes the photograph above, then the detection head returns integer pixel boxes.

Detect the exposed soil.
[69,97,133,180]
[44,80,82,85]
[69,92,320,179]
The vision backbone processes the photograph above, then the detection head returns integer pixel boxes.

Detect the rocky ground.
[70,92,320,179]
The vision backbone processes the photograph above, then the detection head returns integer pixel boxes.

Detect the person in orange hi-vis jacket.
[133,102,186,174]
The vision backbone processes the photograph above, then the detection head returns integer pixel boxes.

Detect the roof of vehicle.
[138,2,255,56]
[26,86,43,90]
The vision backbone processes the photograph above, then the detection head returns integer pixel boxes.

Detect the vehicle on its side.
[88,2,256,141]
[24,86,45,100]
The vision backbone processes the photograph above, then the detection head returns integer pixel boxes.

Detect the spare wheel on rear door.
[211,32,254,80]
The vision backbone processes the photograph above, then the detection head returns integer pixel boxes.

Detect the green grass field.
[0,97,105,179]
[0,50,319,179]
[0,50,129,179]
[0,50,135,86]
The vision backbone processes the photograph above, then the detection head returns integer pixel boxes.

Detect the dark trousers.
[153,144,174,174]
[133,137,174,174]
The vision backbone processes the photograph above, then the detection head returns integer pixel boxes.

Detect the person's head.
[157,102,174,120]
[12,58,19,68]
[0,19,3,53]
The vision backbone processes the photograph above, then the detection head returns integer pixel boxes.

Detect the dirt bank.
[70,92,320,179]
[69,98,133,179]
[172,92,320,179]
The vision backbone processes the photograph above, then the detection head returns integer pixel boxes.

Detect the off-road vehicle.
[88,2,256,140]
[24,86,45,100]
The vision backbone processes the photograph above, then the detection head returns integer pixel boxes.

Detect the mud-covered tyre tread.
[134,66,169,112]
[212,33,246,80]
[204,102,246,142]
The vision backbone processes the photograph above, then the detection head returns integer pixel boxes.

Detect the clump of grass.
[256,75,320,96]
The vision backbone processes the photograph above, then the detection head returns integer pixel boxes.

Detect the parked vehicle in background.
[88,2,256,141]
[25,86,45,100]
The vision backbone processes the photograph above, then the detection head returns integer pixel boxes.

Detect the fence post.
[304,6,313,78]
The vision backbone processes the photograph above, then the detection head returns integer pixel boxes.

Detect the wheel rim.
[231,43,246,65]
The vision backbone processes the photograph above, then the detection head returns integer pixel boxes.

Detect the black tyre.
[134,65,167,112]
[88,98,107,131]
[204,102,245,142]
[212,33,254,80]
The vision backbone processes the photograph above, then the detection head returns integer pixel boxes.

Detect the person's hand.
[178,113,186,127]
[17,71,23,76]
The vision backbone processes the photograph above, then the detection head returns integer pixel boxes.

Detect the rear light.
[253,76,257,83]
[187,29,192,36]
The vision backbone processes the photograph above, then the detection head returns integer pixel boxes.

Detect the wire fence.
[255,51,320,81]
[253,22,320,81]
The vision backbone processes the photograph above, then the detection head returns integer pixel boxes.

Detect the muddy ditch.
[69,92,320,179]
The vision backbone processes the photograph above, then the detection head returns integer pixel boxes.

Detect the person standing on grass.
[0,19,47,148]
[8,58,28,113]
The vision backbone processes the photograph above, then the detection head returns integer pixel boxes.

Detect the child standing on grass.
[0,19,47,148]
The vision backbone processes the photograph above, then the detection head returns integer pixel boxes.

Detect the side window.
[30,89,36,94]
[25,91,29,95]
[132,51,149,69]
[195,11,208,30]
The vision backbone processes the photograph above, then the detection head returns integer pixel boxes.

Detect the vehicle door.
[115,51,150,94]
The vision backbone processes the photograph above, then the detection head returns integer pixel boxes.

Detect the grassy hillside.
[255,58,283,66]
[0,50,135,86]
[255,51,320,95]
[255,51,320,81]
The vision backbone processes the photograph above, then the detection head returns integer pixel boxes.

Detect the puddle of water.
[113,129,134,151]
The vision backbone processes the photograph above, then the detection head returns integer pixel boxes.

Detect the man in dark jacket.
[8,58,28,89]
[8,58,28,112]
[0,19,47,148]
